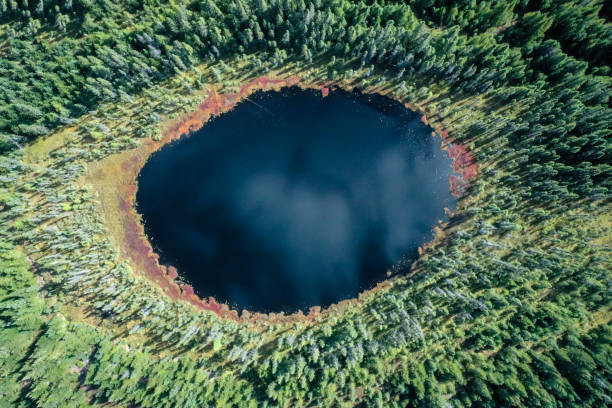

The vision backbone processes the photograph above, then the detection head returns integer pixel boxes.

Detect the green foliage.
[0,0,610,407]
[0,245,46,405]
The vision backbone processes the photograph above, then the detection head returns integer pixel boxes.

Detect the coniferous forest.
[0,0,611,407]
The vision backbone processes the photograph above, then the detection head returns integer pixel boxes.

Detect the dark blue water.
[136,87,456,313]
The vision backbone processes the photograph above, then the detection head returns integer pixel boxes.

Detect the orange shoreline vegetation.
[420,116,478,197]
[93,75,477,323]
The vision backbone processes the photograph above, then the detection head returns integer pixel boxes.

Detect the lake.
[136,87,456,313]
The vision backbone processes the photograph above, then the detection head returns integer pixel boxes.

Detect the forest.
[0,0,610,407]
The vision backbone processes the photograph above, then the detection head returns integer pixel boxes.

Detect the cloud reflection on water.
[136,87,456,313]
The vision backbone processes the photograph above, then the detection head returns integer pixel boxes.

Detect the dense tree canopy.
[0,0,610,407]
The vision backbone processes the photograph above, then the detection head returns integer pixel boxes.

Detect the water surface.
[136,87,456,313]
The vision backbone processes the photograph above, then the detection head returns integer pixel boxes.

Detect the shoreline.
[87,74,478,324]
